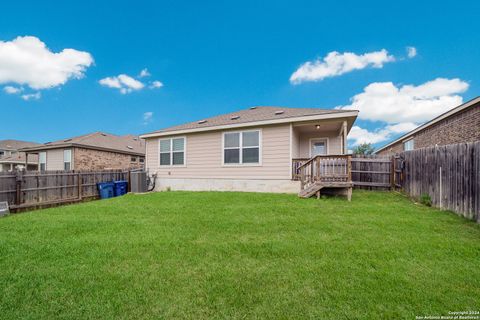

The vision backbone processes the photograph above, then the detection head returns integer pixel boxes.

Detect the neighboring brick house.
[376,97,480,155]
[0,140,40,172]
[21,132,145,171]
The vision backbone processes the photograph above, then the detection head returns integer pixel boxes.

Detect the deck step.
[298,182,324,198]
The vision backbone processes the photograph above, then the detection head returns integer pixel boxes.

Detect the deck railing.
[292,158,309,180]
[296,155,352,190]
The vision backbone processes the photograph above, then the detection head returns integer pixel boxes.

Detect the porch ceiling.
[293,120,342,134]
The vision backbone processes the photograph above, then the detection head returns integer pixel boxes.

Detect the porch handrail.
[297,154,351,171]
[297,154,352,190]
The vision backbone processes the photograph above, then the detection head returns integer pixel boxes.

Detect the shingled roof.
[0,139,40,150]
[20,132,145,156]
[142,106,357,137]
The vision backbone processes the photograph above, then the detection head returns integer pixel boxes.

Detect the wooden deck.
[294,155,353,200]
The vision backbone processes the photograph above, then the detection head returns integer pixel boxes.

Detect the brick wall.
[377,102,480,155]
[73,147,144,170]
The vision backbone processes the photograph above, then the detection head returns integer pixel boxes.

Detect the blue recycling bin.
[97,182,115,199]
[113,180,128,197]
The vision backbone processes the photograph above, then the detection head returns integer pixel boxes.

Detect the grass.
[0,190,479,319]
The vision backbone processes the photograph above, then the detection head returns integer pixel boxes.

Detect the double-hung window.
[159,137,185,166]
[63,149,72,171]
[223,130,260,165]
[39,152,46,171]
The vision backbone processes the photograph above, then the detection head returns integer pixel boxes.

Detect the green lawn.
[0,191,479,319]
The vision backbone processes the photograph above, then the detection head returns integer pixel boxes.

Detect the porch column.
[342,121,348,154]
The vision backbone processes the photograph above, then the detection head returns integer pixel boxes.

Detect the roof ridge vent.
[127,145,133,149]
[231,115,240,120]
[198,120,207,124]
[64,139,72,142]
[249,106,257,110]
[274,110,284,115]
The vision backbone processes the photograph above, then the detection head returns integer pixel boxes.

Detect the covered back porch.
[290,118,353,199]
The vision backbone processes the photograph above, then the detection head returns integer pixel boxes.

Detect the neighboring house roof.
[0,152,39,165]
[20,132,145,156]
[375,96,480,154]
[0,139,41,151]
[141,106,358,138]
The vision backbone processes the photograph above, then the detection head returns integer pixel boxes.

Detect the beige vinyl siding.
[291,126,300,158]
[146,124,291,180]
[46,149,65,170]
[298,131,342,157]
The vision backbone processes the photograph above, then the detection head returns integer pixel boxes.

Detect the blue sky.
[1,0,479,149]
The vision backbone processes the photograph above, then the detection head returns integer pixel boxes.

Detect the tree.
[352,143,375,155]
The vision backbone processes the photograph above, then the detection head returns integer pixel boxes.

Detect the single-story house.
[140,106,358,194]
[0,140,40,172]
[376,96,480,155]
[21,132,145,171]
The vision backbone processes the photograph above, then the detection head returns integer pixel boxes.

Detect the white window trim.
[63,149,72,170]
[403,138,415,151]
[158,136,187,167]
[309,137,329,157]
[222,129,262,167]
[39,151,47,171]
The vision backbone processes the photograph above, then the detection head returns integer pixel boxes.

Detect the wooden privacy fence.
[0,170,129,211]
[351,155,395,190]
[400,142,480,222]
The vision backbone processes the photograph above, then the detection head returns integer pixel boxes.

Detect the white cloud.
[100,70,164,94]
[21,92,41,101]
[98,77,121,89]
[3,85,23,94]
[139,68,150,78]
[149,80,163,89]
[348,122,418,146]
[385,122,418,134]
[337,78,468,123]
[99,74,145,94]
[406,46,417,58]
[290,49,395,84]
[0,36,93,90]
[342,77,469,146]
[143,111,153,124]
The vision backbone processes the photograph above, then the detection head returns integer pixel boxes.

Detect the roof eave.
[20,143,145,156]
[140,110,359,139]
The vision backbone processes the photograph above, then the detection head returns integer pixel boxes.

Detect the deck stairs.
[298,181,323,198]
[296,155,353,200]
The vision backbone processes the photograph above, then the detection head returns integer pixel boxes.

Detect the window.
[310,139,328,156]
[39,152,46,171]
[63,149,72,171]
[159,137,185,166]
[131,156,137,162]
[139,158,145,163]
[223,130,260,165]
[404,139,414,151]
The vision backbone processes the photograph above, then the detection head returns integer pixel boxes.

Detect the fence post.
[77,173,82,200]
[390,155,395,190]
[127,170,131,193]
[15,170,22,206]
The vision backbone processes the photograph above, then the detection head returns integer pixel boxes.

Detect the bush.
[419,193,432,207]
